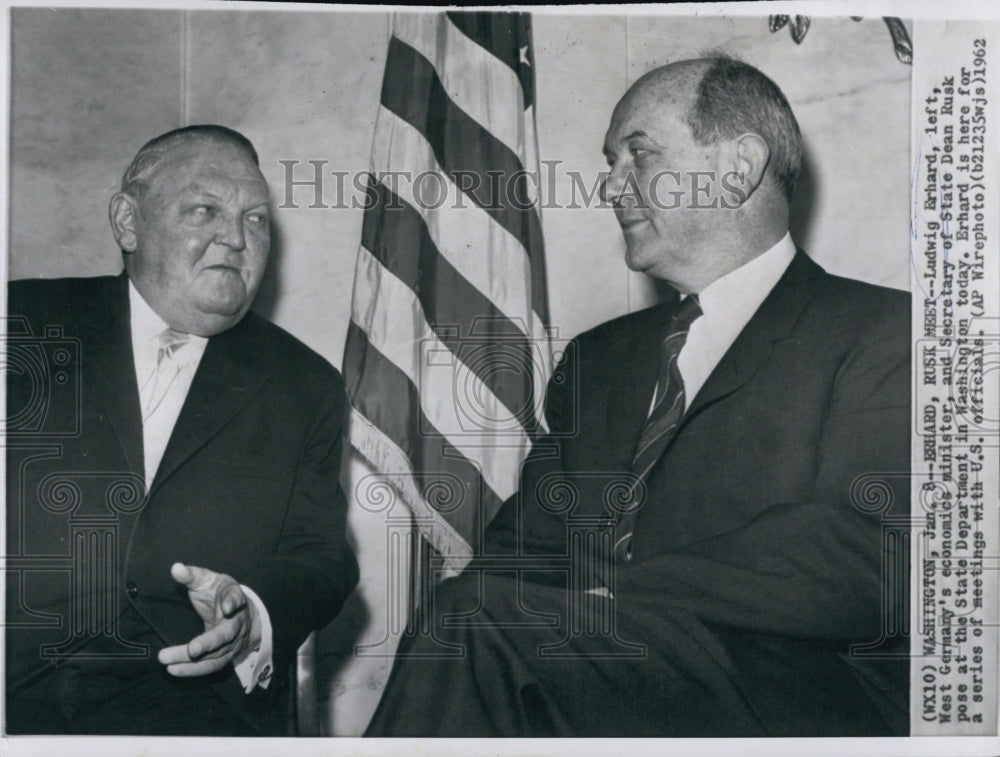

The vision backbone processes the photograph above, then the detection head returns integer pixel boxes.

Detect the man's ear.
[721,133,770,205]
[109,192,140,252]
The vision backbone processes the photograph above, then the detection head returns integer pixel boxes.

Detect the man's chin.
[623,246,650,274]
[195,283,252,316]
[204,301,246,317]
[185,294,251,336]
[186,310,247,337]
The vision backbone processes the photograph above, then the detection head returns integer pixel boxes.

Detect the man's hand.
[157,562,261,677]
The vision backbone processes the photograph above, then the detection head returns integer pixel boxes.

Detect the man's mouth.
[618,217,648,233]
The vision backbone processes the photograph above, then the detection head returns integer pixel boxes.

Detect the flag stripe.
[349,408,473,562]
[370,111,546,343]
[350,244,528,500]
[345,320,504,546]
[346,11,550,561]
[380,36,548,320]
[445,11,535,108]
[360,178,540,433]
[393,13,529,169]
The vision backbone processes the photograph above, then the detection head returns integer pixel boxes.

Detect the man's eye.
[190,205,214,217]
[246,213,268,226]
[630,146,649,159]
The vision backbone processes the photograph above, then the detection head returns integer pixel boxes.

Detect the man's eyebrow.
[623,130,650,142]
[604,130,652,156]
[183,185,224,201]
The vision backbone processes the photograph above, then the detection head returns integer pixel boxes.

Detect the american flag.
[343,11,551,567]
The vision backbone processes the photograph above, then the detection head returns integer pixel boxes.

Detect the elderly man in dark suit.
[366,55,910,736]
[5,125,358,735]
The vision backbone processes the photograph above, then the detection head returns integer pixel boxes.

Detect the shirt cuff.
[232,584,274,693]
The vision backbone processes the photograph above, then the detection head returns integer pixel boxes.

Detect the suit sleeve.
[242,368,359,672]
[615,305,910,641]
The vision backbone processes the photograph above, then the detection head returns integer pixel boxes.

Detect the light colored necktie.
[139,328,191,422]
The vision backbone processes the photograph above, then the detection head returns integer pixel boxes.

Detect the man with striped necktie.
[5,125,357,734]
[367,55,910,737]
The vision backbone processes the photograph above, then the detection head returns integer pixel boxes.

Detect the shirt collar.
[128,278,209,376]
[693,232,797,323]
[128,278,170,351]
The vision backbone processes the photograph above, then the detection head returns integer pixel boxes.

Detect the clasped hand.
[157,562,260,677]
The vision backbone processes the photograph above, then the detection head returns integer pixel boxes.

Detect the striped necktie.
[614,294,702,562]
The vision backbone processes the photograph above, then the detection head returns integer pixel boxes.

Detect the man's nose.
[215,214,246,250]
[600,164,626,206]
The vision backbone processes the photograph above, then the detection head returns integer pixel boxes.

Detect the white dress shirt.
[128,280,274,692]
[673,232,797,412]
[130,284,209,487]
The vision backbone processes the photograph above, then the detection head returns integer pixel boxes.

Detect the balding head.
[620,56,802,201]
[625,58,709,113]
[602,55,799,292]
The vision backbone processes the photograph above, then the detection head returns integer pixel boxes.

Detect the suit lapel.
[149,315,271,495]
[78,272,145,480]
[683,250,824,424]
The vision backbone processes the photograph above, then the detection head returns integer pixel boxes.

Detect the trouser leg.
[365,570,765,737]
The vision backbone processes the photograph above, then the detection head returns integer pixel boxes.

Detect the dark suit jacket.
[486,251,911,735]
[5,273,358,733]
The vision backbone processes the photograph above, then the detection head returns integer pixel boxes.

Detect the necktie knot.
[665,294,702,336]
[140,329,191,424]
[156,328,191,366]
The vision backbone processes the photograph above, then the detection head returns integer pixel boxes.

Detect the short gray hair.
[687,55,803,201]
[120,124,259,200]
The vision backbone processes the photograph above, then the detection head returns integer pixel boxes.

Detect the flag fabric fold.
[343,11,551,567]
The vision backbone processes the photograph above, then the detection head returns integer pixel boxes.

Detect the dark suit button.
[126,581,139,599]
